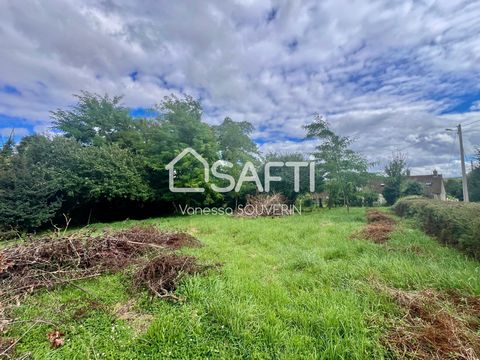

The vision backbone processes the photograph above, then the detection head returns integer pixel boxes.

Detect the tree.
[445,178,463,201]
[51,91,140,148]
[305,115,369,210]
[383,154,407,205]
[214,117,258,163]
[0,137,61,232]
[0,91,265,231]
[145,95,222,207]
[468,148,480,202]
[402,180,424,197]
[259,152,324,203]
[0,134,153,230]
[213,117,259,206]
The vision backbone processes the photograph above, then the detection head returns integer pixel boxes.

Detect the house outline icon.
[165,148,209,193]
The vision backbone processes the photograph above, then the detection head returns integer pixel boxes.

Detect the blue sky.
[1,0,480,176]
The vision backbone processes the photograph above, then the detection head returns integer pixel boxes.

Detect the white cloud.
[0,0,479,176]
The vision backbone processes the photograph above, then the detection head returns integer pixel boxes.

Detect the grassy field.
[6,208,480,359]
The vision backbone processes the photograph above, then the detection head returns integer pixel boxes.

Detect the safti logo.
[165,147,316,193]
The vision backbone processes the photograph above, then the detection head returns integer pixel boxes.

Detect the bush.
[295,193,316,212]
[394,197,480,258]
[402,180,424,196]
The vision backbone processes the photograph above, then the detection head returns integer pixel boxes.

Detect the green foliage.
[445,178,463,201]
[214,117,259,206]
[394,197,480,258]
[51,91,138,147]
[361,189,379,207]
[260,152,324,203]
[1,92,268,232]
[8,209,480,358]
[401,180,424,197]
[0,135,152,233]
[383,154,407,205]
[468,149,480,202]
[214,117,257,163]
[305,115,368,209]
[294,193,316,211]
[145,95,222,206]
[0,143,61,232]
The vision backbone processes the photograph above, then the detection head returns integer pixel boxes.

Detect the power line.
[461,119,480,128]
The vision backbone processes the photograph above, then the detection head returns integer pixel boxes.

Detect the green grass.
[5,208,480,359]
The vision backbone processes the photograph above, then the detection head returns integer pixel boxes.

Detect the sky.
[1,0,480,177]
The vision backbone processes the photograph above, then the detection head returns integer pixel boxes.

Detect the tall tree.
[383,153,407,205]
[305,115,368,210]
[146,95,222,207]
[259,152,324,203]
[51,91,140,148]
[213,117,259,206]
[214,117,258,163]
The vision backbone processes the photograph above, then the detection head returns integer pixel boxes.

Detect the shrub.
[394,197,480,258]
[295,193,316,212]
[402,180,425,197]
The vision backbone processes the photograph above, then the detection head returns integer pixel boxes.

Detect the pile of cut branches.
[0,225,207,357]
[0,226,202,303]
[236,194,292,217]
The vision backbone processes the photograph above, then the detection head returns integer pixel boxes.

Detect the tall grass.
[7,208,480,359]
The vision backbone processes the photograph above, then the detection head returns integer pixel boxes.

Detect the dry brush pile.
[236,194,292,217]
[0,226,204,303]
[352,209,396,244]
[0,226,208,356]
[380,284,480,359]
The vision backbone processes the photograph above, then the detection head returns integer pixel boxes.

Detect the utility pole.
[457,124,469,203]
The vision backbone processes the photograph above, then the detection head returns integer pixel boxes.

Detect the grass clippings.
[366,210,397,225]
[352,209,396,244]
[382,285,480,359]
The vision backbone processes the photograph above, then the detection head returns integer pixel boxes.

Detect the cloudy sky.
[1,0,480,176]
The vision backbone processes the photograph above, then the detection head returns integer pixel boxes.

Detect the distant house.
[364,179,387,205]
[366,169,447,201]
[406,169,446,201]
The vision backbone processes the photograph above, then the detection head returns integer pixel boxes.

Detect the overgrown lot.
[1,208,479,359]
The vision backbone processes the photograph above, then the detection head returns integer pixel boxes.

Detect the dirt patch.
[0,337,15,357]
[133,254,206,301]
[366,210,396,225]
[352,210,396,244]
[113,300,154,335]
[381,285,480,359]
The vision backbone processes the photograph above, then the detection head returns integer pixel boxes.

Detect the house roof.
[365,171,444,195]
[408,174,444,194]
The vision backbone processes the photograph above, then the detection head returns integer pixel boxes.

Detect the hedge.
[394,196,480,259]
